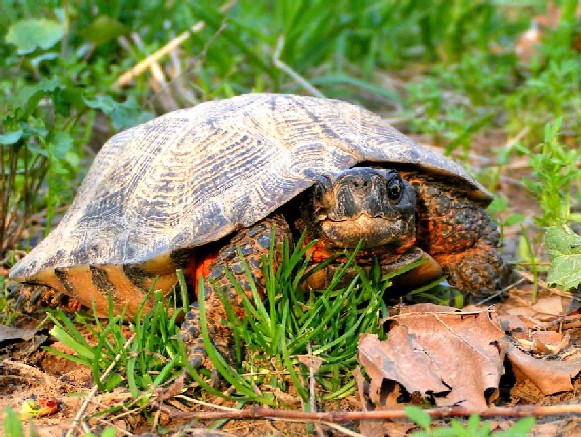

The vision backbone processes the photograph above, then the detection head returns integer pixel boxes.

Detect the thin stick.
[163,403,581,422]
[114,1,237,87]
[306,342,325,437]
[475,277,527,306]
[272,36,325,98]
[65,333,137,437]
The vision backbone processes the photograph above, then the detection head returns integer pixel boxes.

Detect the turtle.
[9,93,504,366]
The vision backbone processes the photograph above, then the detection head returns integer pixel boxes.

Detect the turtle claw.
[183,335,224,388]
[30,287,47,305]
[187,338,208,369]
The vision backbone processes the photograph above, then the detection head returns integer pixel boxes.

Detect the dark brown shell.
[10,93,490,284]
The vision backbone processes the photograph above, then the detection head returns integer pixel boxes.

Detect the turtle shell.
[9,93,491,315]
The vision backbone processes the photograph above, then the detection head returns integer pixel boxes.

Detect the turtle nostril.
[351,179,370,190]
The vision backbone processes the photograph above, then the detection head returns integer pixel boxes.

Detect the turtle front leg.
[406,173,505,298]
[427,203,504,298]
[432,241,504,299]
[180,214,291,370]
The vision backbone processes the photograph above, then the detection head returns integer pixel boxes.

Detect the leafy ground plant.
[1,16,152,258]
[516,118,581,291]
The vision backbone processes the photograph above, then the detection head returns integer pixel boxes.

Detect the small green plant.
[405,406,536,436]
[516,118,581,291]
[3,407,37,437]
[0,277,19,325]
[1,14,153,256]
[486,197,525,244]
[517,118,581,228]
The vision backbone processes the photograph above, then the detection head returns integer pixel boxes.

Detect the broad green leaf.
[53,87,86,115]
[5,19,66,54]
[7,78,61,117]
[0,129,23,145]
[545,226,581,290]
[405,405,431,429]
[84,95,153,130]
[49,131,74,159]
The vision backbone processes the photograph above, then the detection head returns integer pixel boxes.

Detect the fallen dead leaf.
[297,354,323,373]
[0,325,38,342]
[506,343,581,395]
[498,286,581,323]
[359,304,507,411]
[514,330,570,355]
[354,367,414,437]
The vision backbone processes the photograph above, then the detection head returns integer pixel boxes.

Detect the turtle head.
[309,168,416,249]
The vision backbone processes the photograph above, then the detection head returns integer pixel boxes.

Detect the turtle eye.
[387,177,403,201]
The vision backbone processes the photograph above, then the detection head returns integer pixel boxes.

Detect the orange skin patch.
[184,252,219,297]
[303,236,417,265]
[421,216,473,255]
[304,240,334,262]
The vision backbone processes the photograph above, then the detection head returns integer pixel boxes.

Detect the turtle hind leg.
[180,214,292,372]
[11,283,82,315]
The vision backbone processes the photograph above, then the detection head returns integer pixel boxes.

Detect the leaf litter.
[358,304,506,411]
[358,300,581,412]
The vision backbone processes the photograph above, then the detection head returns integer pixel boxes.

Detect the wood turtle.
[9,93,504,366]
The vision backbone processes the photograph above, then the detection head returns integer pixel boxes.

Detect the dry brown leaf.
[359,304,506,411]
[531,295,573,317]
[514,331,570,355]
[498,287,581,323]
[359,331,450,405]
[0,325,38,342]
[297,354,324,373]
[506,344,581,395]
[354,366,414,437]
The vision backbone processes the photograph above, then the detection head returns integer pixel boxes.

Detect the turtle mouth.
[319,214,415,249]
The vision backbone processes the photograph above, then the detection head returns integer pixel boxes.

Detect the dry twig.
[114,1,237,87]
[162,404,581,422]
[272,36,325,98]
